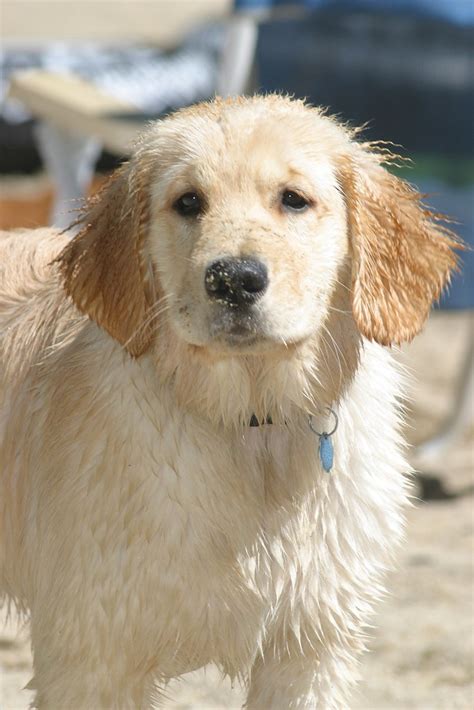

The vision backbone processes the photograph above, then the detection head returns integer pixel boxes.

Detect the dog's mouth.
[208,310,269,350]
[220,331,260,348]
[172,297,310,354]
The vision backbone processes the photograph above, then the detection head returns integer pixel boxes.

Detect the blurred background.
[1,1,473,707]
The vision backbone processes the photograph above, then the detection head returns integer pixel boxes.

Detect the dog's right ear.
[56,162,156,356]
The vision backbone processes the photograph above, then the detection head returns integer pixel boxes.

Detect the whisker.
[323,324,348,370]
[326,305,351,316]
[122,293,175,351]
[319,326,344,387]
[332,278,351,293]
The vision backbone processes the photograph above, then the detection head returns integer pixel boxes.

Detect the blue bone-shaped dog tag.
[319,433,334,473]
[308,409,338,474]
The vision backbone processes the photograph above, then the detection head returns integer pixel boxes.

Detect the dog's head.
[57,96,459,363]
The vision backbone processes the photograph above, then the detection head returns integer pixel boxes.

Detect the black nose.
[205,258,269,306]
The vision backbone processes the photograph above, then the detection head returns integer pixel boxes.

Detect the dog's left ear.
[342,146,460,345]
[56,161,156,356]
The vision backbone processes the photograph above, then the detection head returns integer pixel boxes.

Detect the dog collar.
[249,414,273,427]
[249,408,338,474]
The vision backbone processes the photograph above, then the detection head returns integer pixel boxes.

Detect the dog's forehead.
[147,100,344,196]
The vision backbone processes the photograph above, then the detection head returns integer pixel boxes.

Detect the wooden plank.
[8,70,145,155]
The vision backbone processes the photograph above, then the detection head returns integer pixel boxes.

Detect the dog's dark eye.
[174,192,202,217]
[281,190,309,211]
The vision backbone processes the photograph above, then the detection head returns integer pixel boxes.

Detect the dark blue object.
[416,179,474,310]
[234,0,474,26]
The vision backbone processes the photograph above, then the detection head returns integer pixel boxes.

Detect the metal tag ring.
[308,407,338,437]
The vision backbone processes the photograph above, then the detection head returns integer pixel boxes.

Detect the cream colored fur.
[0,96,458,709]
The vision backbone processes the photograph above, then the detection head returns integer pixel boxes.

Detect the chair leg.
[413,325,474,465]
[35,121,101,229]
[217,12,263,97]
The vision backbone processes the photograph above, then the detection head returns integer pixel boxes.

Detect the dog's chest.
[131,415,302,570]
[108,413,320,672]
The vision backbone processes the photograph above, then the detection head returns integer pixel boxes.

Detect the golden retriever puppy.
[0,95,458,709]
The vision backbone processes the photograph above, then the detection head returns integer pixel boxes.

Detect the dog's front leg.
[29,663,159,710]
[245,640,358,710]
[29,628,160,710]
